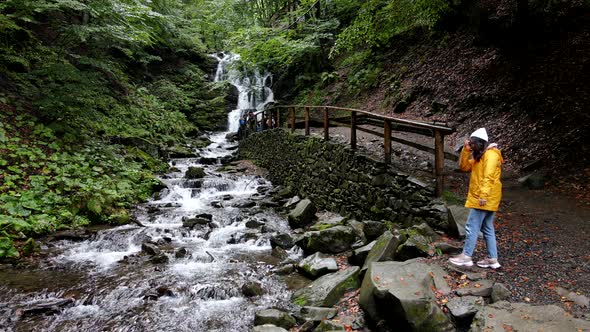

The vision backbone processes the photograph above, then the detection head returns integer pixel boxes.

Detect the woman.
[449,128,503,269]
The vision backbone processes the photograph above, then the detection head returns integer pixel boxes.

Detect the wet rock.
[271,247,289,260]
[246,219,265,228]
[182,217,211,229]
[175,247,189,259]
[199,157,218,165]
[21,298,74,317]
[49,230,91,242]
[185,166,205,179]
[273,264,296,275]
[298,306,337,322]
[298,226,357,254]
[447,205,469,238]
[251,324,288,332]
[156,286,174,297]
[349,240,376,266]
[141,242,161,256]
[257,186,271,193]
[242,281,264,297]
[234,201,256,208]
[211,201,223,208]
[298,252,338,279]
[359,261,453,332]
[270,233,294,250]
[471,301,590,331]
[259,200,280,208]
[150,254,169,264]
[288,199,317,229]
[254,309,296,329]
[292,266,360,307]
[361,231,402,275]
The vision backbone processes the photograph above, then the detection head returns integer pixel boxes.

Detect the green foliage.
[0,237,20,259]
[331,0,452,56]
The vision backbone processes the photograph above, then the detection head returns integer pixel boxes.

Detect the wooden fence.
[252,105,455,197]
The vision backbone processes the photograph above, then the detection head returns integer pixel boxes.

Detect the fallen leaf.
[474,283,482,288]
[460,274,467,280]
[488,314,494,318]
[502,324,514,331]
[524,297,530,302]
[373,276,380,282]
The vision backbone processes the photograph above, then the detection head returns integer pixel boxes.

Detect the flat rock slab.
[471,301,590,331]
[292,266,360,307]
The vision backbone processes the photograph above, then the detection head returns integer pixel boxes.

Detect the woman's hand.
[464,139,472,151]
[479,198,487,206]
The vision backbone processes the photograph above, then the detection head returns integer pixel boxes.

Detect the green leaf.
[0,237,20,259]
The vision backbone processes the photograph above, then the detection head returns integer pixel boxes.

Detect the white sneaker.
[449,253,473,267]
[477,258,501,269]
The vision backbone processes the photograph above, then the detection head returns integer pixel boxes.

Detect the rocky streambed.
[1,130,589,332]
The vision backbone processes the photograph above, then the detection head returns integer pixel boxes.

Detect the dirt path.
[296,126,590,318]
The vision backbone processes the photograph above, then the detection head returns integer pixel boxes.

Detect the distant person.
[247,111,256,132]
[238,115,247,139]
[449,128,503,269]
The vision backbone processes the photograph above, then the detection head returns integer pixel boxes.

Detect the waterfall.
[211,52,274,132]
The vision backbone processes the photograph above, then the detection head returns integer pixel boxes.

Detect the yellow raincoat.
[459,144,503,211]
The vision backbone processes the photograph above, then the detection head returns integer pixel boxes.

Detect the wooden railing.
[254,105,455,197]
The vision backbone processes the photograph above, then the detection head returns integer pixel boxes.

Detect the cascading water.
[211,52,274,132]
[0,55,299,332]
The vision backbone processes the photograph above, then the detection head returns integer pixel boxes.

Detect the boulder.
[447,205,468,238]
[298,226,357,254]
[471,301,590,331]
[518,171,546,190]
[185,167,205,179]
[251,324,288,332]
[141,242,161,256]
[242,281,264,297]
[446,295,483,319]
[284,196,301,208]
[455,279,494,297]
[491,283,512,303]
[313,320,346,331]
[254,309,296,330]
[182,217,211,229]
[359,260,453,332]
[395,234,433,261]
[288,199,317,228]
[292,266,360,307]
[362,220,387,241]
[298,252,338,278]
[349,241,376,266]
[270,233,294,250]
[361,231,402,275]
[298,306,338,322]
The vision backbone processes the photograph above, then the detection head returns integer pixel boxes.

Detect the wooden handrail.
[248,104,456,196]
[273,104,455,134]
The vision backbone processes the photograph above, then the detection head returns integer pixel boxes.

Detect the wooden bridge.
[253,105,456,197]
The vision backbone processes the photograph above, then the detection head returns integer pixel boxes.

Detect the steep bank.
[278,1,589,198]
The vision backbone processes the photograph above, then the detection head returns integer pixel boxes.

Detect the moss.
[293,296,307,306]
[441,190,463,205]
[310,222,339,231]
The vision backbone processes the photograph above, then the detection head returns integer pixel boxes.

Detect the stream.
[0,53,299,332]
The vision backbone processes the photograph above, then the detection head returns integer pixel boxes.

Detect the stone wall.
[239,130,447,229]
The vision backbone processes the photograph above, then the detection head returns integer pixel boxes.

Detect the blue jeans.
[463,209,498,259]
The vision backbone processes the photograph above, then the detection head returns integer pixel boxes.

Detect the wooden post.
[384,120,391,165]
[305,107,310,136]
[276,109,280,128]
[351,111,357,149]
[323,107,329,141]
[290,107,295,133]
[434,129,445,197]
[261,111,266,130]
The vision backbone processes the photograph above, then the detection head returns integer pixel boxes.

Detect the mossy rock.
[185,167,206,179]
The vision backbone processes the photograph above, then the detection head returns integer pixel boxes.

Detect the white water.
[0,52,299,332]
[211,52,274,132]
